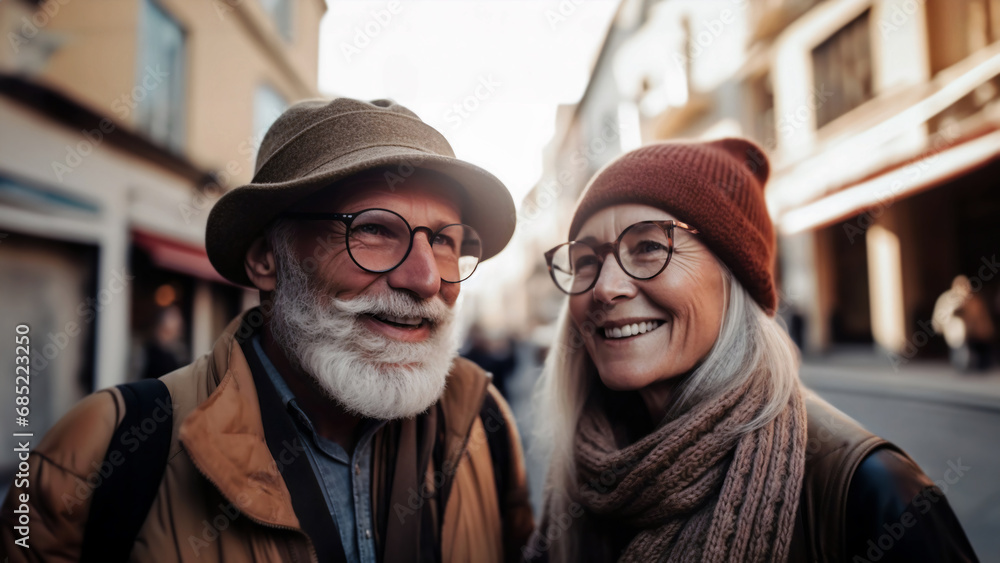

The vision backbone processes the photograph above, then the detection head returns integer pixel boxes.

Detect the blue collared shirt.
[252,335,385,563]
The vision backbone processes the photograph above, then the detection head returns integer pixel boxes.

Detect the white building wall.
[0,95,206,390]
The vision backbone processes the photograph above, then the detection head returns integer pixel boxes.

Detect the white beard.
[268,234,459,420]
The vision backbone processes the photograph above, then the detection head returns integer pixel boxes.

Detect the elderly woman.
[525,139,977,562]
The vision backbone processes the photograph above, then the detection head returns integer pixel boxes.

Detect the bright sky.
[317,0,621,209]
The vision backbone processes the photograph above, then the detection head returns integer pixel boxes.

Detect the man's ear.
[245,236,278,292]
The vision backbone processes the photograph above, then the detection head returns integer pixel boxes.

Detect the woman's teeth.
[603,321,661,340]
[374,314,423,327]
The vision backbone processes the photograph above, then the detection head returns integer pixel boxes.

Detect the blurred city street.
[2,0,999,559]
[504,348,1000,562]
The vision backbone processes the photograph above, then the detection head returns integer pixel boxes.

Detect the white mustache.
[329,291,452,327]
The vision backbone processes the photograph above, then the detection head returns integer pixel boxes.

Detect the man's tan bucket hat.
[206,97,516,287]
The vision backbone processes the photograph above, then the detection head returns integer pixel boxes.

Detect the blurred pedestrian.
[463,324,518,397]
[525,139,977,562]
[933,275,996,371]
[139,305,188,379]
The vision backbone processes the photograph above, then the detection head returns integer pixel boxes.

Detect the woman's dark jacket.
[790,391,977,562]
[526,391,978,562]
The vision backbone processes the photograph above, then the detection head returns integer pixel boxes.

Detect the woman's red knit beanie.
[568,138,777,315]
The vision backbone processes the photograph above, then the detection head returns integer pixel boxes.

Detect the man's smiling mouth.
[368,313,428,329]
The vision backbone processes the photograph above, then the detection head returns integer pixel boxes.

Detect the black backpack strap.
[81,379,173,563]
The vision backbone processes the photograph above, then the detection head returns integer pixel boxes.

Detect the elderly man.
[0,99,534,562]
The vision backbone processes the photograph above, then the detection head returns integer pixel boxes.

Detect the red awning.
[132,230,234,286]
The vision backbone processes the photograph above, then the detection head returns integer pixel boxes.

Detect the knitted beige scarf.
[572,372,806,562]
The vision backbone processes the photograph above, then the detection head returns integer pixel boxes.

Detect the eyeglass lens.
[549,222,672,293]
[347,209,483,282]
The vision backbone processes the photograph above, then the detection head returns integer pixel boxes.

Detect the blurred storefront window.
[0,230,97,473]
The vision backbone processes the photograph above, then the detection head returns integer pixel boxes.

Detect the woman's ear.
[245,236,278,291]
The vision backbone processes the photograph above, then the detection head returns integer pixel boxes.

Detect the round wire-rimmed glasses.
[282,208,484,283]
[544,220,699,295]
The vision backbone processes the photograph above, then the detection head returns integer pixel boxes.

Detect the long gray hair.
[532,264,801,562]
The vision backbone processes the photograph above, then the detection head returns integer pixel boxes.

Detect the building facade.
[523,0,1000,366]
[0,0,326,457]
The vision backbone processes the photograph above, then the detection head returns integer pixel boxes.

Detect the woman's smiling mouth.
[600,319,665,340]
